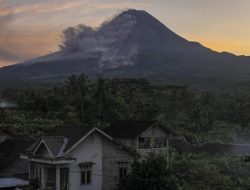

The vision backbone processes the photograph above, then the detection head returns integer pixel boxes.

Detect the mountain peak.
[120,9,148,16]
[2,9,247,90]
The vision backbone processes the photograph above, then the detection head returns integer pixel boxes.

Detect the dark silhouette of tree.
[64,74,91,124]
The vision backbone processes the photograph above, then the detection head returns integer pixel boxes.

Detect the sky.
[0,0,250,67]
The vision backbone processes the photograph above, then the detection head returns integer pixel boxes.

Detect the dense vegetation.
[1,74,250,143]
[2,74,250,188]
[118,154,250,190]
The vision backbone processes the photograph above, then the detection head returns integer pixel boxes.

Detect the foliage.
[2,75,250,188]
[117,153,250,190]
[2,74,250,142]
[171,153,250,190]
[117,154,182,190]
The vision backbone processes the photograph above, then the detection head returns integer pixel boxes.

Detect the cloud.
[0,12,18,66]
[0,0,152,67]
[0,49,20,60]
[88,1,151,11]
[0,0,91,17]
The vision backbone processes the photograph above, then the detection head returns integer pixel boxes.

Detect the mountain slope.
[1,9,250,89]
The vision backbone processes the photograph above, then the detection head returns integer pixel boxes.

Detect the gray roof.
[0,178,29,188]
[30,126,94,157]
[42,136,66,156]
[51,126,93,152]
[30,126,138,158]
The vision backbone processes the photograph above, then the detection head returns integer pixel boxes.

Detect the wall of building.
[102,137,135,190]
[137,125,169,157]
[67,132,103,190]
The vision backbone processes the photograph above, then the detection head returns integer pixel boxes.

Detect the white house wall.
[137,125,169,157]
[67,132,103,190]
[102,137,134,190]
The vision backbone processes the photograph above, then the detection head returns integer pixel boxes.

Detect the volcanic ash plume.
[59,13,138,69]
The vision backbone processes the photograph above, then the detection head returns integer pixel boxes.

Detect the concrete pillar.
[167,138,170,169]
[56,166,60,190]
[41,166,46,189]
[28,162,31,180]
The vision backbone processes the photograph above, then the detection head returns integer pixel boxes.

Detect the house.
[0,128,34,179]
[0,178,29,190]
[0,128,14,144]
[104,120,175,158]
[21,126,137,190]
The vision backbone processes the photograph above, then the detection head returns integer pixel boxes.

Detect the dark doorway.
[60,168,69,190]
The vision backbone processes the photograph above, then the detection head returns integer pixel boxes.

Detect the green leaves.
[117,154,182,190]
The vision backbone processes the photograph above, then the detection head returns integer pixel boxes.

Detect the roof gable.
[33,140,54,157]
[51,126,94,152]
[64,127,137,156]
[31,126,137,157]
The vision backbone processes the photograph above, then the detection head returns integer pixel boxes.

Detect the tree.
[117,154,182,190]
[92,76,108,126]
[64,74,91,124]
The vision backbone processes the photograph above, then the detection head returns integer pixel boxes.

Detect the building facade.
[21,126,137,190]
[104,121,175,159]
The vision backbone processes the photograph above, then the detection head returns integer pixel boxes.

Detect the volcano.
[1,9,250,89]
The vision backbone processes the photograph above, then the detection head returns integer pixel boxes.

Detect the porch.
[32,165,70,190]
[21,154,75,190]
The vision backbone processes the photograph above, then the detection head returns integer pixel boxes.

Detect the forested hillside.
[1,74,250,144]
[2,75,250,189]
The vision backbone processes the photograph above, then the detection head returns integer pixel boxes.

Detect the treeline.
[117,154,250,190]
[1,74,250,142]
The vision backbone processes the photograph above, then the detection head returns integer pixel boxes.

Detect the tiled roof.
[41,136,66,156]
[104,120,174,139]
[51,126,93,152]
[29,126,102,157]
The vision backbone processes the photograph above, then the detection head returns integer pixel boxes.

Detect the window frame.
[117,162,128,181]
[138,136,168,149]
[80,164,92,185]
[138,137,151,149]
[119,167,127,181]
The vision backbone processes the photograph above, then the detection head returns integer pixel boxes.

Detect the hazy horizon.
[1,0,250,67]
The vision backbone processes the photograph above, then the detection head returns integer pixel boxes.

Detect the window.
[154,137,167,148]
[138,137,151,148]
[79,163,93,185]
[119,167,127,181]
[118,162,128,181]
[138,137,168,149]
[81,170,91,185]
